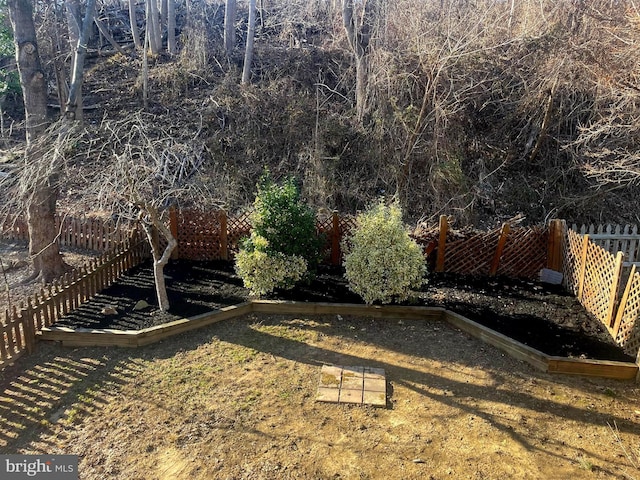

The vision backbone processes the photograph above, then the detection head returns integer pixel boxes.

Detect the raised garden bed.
[40,259,639,380]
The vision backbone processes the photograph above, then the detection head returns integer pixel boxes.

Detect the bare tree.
[7,0,66,283]
[167,0,176,54]
[95,113,217,311]
[128,0,141,49]
[342,0,375,122]
[64,0,97,123]
[241,0,257,84]
[146,0,161,55]
[224,0,237,55]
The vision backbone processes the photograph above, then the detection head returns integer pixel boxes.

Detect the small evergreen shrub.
[251,172,321,267]
[235,171,321,295]
[343,201,426,304]
[235,233,307,296]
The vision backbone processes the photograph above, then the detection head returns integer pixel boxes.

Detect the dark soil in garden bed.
[52,259,635,363]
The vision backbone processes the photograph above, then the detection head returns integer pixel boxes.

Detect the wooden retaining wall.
[40,301,639,381]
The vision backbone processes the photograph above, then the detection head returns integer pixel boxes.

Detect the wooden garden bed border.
[39,301,639,381]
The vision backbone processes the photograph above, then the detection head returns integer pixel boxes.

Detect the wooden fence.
[1,214,133,252]
[564,228,640,357]
[411,216,562,279]
[168,210,559,279]
[167,209,359,265]
[0,238,148,368]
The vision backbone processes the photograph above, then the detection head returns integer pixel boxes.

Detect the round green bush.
[343,201,426,304]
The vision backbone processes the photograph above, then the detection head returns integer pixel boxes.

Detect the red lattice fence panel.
[442,229,501,276]
[497,226,548,278]
[175,210,224,261]
[226,211,252,257]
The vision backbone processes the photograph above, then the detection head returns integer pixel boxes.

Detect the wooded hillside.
[2,0,640,227]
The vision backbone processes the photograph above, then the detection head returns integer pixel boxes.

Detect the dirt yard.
[0,312,639,479]
[1,241,640,479]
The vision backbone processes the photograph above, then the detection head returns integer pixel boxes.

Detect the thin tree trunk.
[66,0,97,122]
[129,0,141,49]
[94,16,126,55]
[167,0,176,55]
[224,0,237,55]
[342,0,373,123]
[140,212,177,312]
[241,0,257,84]
[147,0,161,54]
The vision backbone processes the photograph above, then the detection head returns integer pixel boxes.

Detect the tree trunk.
[342,0,374,123]
[129,0,141,49]
[160,0,167,34]
[27,179,65,283]
[140,211,177,312]
[146,0,161,54]
[65,0,83,123]
[8,0,66,283]
[241,0,256,84]
[224,0,237,55]
[167,0,176,55]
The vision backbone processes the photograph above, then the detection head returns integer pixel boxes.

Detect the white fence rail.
[572,224,640,267]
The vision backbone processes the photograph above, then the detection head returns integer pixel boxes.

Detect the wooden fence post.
[170,208,180,259]
[331,211,340,266]
[547,219,565,271]
[612,265,636,338]
[22,300,35,354]
[219,210,229,261]
[607,251,625,328]
[577,234,590,301]
[489,223,510,276]
[435,216,448,272]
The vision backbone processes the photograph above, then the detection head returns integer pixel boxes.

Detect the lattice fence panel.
[316,215,334,262]
[563,229,583,296]
[615,270,640,357]
[443,230,501,275]
[226,211,252,257]
[176,211,222,261]
[497,226,548,279]
[336,214,357,263]
[581,242,618,327]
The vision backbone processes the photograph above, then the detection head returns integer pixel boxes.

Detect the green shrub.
[235,171,321,295]
[235,233,307,296]
[251,172,321,267]
[343,201,426,304]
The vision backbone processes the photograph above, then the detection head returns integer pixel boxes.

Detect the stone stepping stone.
[316,365,386,407]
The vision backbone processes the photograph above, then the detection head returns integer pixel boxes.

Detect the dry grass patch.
[0,313,639,479]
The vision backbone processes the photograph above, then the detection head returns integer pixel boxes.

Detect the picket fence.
[1,214,133,252]
[572,224,640,267]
